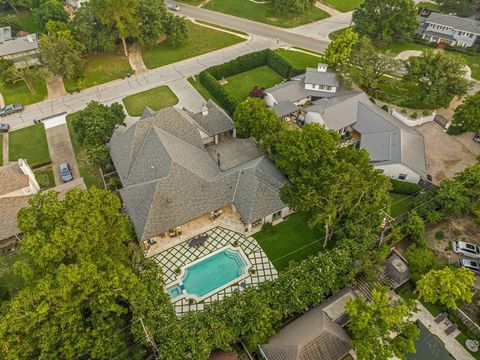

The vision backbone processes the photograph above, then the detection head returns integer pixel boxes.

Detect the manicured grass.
[275,49,324,70]
[456,333,480,359]
[194,20,249,36]
[321,0,364,12]
[9,125,50,168]
[0,79,47,105]
[66,114,103,188]
[254,212,324,271]
[33,167,55,189]
[0,134,3,167]
[328,27,351,40]
[416,1,440,11]
[17,11,42,34]
[178,0,204,4]
[375,77,440,109]
[389,193,415,218]
[204,0,330,28]
[458,52,480,81]
[122,86,179,116]
[143,21,243,69]
[188,76,216,102]
[64,52,132,92]
[223,66,284,102]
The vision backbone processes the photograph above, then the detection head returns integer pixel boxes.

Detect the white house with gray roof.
[109,106,290,242]
[417,12,480,47]
[353,102,427,184]
[0,27,40,67]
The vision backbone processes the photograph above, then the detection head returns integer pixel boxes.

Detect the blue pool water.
[406,322,454,360]
[167,284,182,299]
[180,248,249,299]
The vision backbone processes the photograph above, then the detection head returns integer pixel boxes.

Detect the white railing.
[391,110,437,127]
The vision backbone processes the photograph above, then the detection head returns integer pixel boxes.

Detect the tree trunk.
[121,37,129,57]
[324,222,330,248]
[6,0,20,15]
[24,79,36,95]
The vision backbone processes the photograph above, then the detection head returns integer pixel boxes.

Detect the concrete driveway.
[44,121,80,186]
[415,122,480,182]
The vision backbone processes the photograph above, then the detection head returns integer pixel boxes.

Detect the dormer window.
[317,63,328,73]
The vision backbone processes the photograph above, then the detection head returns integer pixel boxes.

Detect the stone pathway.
[46,73,67,100]
[0,92,5,108]
[2,132,8,165]
[316,1,342,16]
[128,43,148,75]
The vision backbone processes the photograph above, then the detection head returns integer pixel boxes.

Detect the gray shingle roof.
[0,162,29,196]
[353,102,427,177]
[190,100,235,136]
[272,101,299,117]
[110,107,287,241]
[304,67,339,87]
[0,32,38,57]
[266,79,339,104]
[305,92,371,131]
[260,307,351,360]
[426,12,480,34]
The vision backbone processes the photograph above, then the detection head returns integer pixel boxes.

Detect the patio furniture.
[435,312,448,323]
[466,340,479,353]
[189,235,208,248]
[240,281,247,289]
[445,324,458,336]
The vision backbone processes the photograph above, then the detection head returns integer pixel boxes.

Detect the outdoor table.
[466,340,479,352]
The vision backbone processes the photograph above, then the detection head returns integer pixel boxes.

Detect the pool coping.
[165,245,252,303]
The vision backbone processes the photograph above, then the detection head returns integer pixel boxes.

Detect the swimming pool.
[166,246,251,301]
[407,322,454,360]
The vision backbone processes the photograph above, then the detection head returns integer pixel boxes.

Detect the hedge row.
[390,179,422,195]
[199,49,296,114]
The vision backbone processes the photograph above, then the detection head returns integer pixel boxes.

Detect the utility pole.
[140,318,159,359]
[378,210,394,248]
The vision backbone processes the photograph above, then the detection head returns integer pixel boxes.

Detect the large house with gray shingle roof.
[0,26,40,68]
[109,105,290,242]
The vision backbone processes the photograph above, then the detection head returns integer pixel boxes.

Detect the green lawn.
[178,0,204,4]
[17,10,42,34]
[0,79,47,105]
[223,66,284,102]
[254,212,324,271]
[328,27,351,40]
[375,77,440,109]
[389,193,415,218]
[122,86,179,116]
[188,76,216,102]
[416,1,440,11]
[64,52,132,92]
[9,125,50,168]
[142,21,244,69]
[204,0,330,28]
[321,0,364,12]
[275,49,324,70]
[456,333,480,359]
[0,134,3,167]
[66,114,103,188]
[194,20,249,36]
[33,167,55,190]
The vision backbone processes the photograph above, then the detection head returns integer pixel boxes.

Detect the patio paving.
[154,226,278,316]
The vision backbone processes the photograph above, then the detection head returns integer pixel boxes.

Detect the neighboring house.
[0,26,40,67]
[417,11,480,47]
[353,102,427,184]
[65,0,89,8]
[265,64,342,116]
[0,159,40,247]
[304,92,371,134]
[109,104,290,242]
[259,288,356,360]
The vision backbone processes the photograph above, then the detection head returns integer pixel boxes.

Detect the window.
[272,210,282,221]
[398,173,407,180]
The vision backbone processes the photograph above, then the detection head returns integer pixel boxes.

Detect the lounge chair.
[435,312,448,323]
[445,324,458,336]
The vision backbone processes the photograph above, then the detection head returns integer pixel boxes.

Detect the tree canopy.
[434,0,480,17]
[32,0,69,30]
[324,27,359,71]
[346,286,419,360]
[417,267,475,309]
[352,0,418,44]
[452,92,480,133]
[406,244,441,282]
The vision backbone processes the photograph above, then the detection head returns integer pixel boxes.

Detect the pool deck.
[155,226,278,316]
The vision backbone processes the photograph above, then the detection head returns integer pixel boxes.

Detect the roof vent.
[201,104,208,116]
[317,63,328,72]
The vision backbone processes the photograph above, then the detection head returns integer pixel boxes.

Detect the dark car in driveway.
[0,123,9,133]
[0,104,24,117]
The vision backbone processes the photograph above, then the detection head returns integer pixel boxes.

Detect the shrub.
[406,244,439,282]
[249,86,265,98]
[401,108,407,114]
[381,104,389,112]
[390,179,422,195]
[426,211,443,224]
[422,109,430,116]
[266,50,292,78]
[434,230,445,240]
[411,112,418,119]
[447,124,464,135]
[199,70,238,114]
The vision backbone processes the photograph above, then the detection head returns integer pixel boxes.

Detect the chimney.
[201,104,208,116]
[317,63,328,72]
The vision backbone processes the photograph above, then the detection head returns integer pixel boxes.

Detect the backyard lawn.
[64,52,132,92]
[0,79,48,105]
[389,193,415,218]
[66,114,103,188]
[254,212,324,271]
[320,0,364,12]
[204,0,329,28]
[17,10,42,34]
[33,167,55,190]
[416,1,440,11]
[122,86,178,116]
[223,66,284,102]
[142,21,244,69]
[9,125,50,168]
[275,49,324,70]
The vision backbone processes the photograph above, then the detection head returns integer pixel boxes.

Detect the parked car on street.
[60,163,73,182]
[0,123,9,133]
[0,104,24,117]
[453,241,480,259]
[459,258,480,275]
[474,133,480,144]
[167,3,180,11]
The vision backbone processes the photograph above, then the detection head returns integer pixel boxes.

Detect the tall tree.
[39,22,85,82]
[436,179,471,217]
[349,36,398,92]
[162,13,188,47]
[324,27,359,71]
[434,0,476,17]
[452,92,480,133]
[401,212,425,243]
[137,0,166,48]
[32,0,68,30]
[0,14,21,33]
[346,287,419,360]
[417,267,475,309]
[406,244,440,282]
[2,63,46,95]
[91,0,141,56]
[352,0,418,44]
[404,50,471,108]
[0,0,30,15]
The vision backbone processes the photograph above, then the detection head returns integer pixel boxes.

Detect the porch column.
[233,128,237,138]
[214,134,219,144]
[247,223,252,232]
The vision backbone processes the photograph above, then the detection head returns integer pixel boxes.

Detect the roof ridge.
[125,127,158,180]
